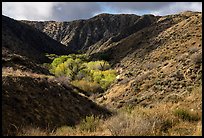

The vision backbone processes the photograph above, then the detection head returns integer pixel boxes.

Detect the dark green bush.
[173,108,200,122]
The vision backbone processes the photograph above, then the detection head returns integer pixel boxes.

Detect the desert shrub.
[177,53,189,62]
[173,108,200,122]
[63,58,85,80]
[160,119,173,133]
[91,70,117,90]
[54,63,67,77]
[106,112,153,136]
[50,55,69,69]
[194,121,202,136]
[144,62,159,70]
[45,53,59,60]
[76,69,90,80]
[79,115,100,132]
[51,57,85,79]
[17,127,49,136]
[55,126,75,136]
[188,47,199,54]
[85,61,110,71]
[71,80,103,94]
[55,76,71,85]
[190,52,202,64]
[135,71,152,82]
[67,54,89,62]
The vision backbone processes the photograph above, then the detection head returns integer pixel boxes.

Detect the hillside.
[2,69,111,136]
[2,15,111,136]
[22,11,202,109]
[2,11,202,136]
[2,15,72,65]
[91,11,202,109]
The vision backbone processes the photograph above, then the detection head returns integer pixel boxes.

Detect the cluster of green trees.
[48,54,116,93]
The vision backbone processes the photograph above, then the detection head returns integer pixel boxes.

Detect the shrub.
[48,54,116,92]
[55,126,75,136]
[71,80,103,94]
[106,112,153,136]
[85,61,110,71]
[17,127,48,136]
[54,63,67,77]
[188,47,199,54]
[63,58,84,80]
[67,54,89,62]
[79,115,100,132]
[45,53,58,60]
[92,70,117,90]
[190,52,202,64]
[173,108,200,122]
[50,55,69,69]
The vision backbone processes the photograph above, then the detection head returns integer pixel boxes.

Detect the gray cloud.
[102,2,202,15]
[2,2,102,21]
[103,2,173,11]
[151,2,202,15]
[2,2,202,21]
[51,2,102,21]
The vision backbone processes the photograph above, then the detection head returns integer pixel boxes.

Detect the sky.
[2,2,202,21]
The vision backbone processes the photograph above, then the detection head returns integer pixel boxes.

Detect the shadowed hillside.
[2,70,111,136]
[2,15,72,65]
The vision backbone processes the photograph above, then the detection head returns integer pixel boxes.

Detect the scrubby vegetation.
[48,54,117,94]
[17,85,202,136]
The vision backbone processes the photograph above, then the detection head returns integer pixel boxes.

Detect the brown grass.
[16,85,201,136]
[2,67,53,79]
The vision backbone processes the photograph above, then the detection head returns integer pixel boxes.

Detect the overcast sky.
[2,2,202,21]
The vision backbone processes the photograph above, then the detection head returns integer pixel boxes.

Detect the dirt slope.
[2,69,111,136]
[91,11,202,109]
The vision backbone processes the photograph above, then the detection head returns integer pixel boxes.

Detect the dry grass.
[2,67,53,79]
[16,85,202,136]
[17,127,50,136]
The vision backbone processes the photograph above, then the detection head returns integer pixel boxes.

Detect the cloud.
[51,2,102,21]
[102,2,173,12]
[150,2,202,15]
[2,2,102,21]
[2,2,202,21]
[102,2,202,16]
[2,2,55,21]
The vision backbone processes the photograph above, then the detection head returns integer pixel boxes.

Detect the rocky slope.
[22,11,202,110]
[22,13,157,52]
[90,11,202,109]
